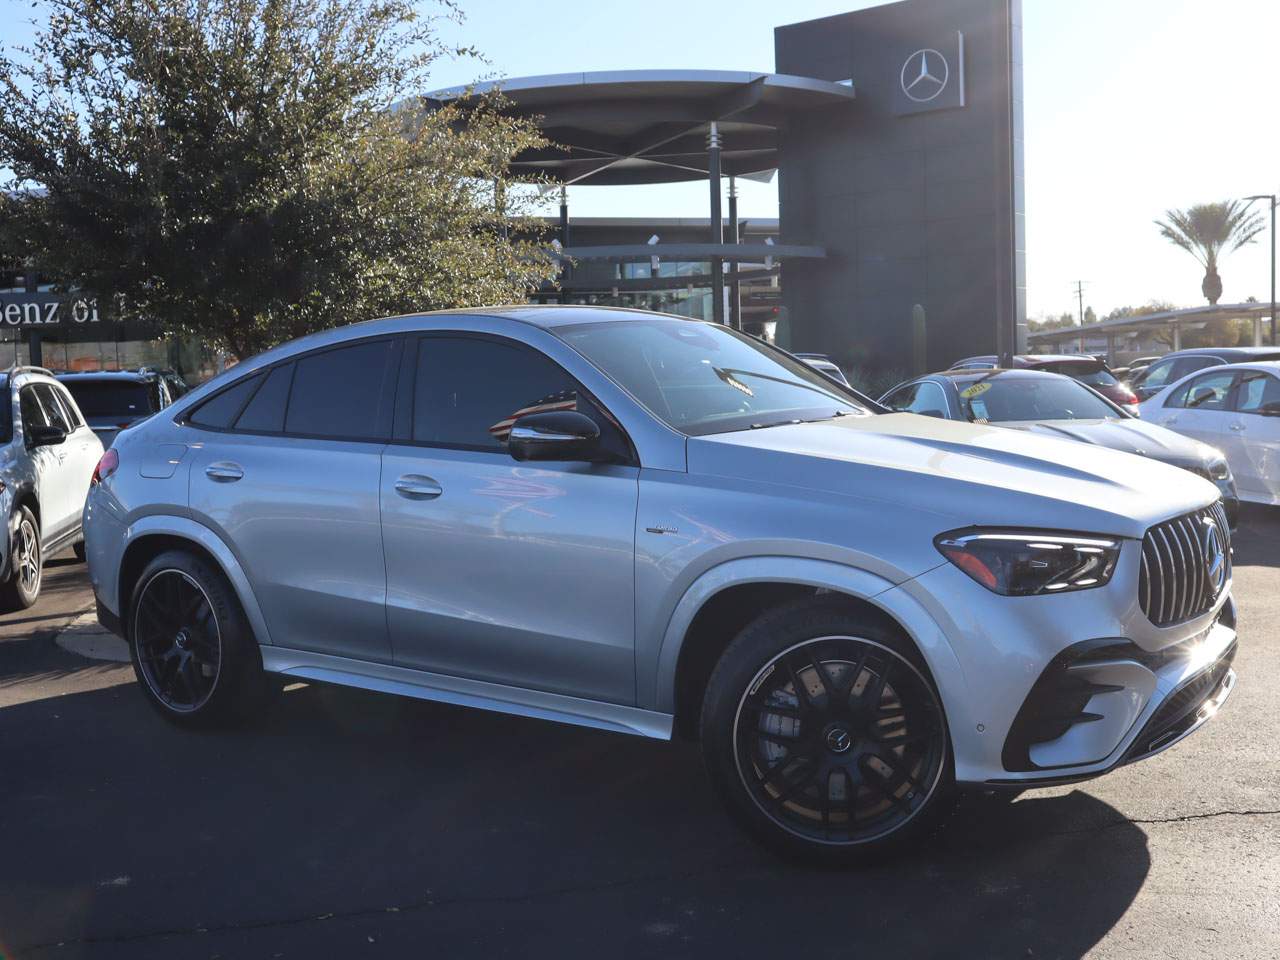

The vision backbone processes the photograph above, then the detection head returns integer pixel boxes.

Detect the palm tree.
[1155,200,1265,304]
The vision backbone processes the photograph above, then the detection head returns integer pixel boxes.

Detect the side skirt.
[260,647,674,741]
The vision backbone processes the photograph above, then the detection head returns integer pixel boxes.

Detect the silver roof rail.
[5,365,55,378]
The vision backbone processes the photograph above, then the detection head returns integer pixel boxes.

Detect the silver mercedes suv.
[83,307,1238,863]
[0,366,103,609]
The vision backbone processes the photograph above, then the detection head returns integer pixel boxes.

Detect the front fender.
[648,556,973,755]
[116,514,275,648]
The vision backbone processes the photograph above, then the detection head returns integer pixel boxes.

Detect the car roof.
[56,370,158,382]
[1162,346,1280,360]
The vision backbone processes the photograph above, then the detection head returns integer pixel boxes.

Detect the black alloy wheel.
[733,635,947,846]
[132,569,223,713]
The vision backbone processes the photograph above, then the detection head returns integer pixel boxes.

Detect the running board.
[259,647,673,741]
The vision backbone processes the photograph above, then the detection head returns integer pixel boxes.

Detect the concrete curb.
[55,610,130,663]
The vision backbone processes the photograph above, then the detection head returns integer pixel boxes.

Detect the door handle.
[1162,417,1177,425]
[395,475,443,500]
[1229,422,1245,432]
[205,462,244,483]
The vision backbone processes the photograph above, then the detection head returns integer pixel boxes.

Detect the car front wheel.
[700,598,953,864]
[0,505,42,611]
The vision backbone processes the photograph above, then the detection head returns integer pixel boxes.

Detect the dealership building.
[0,0,1025,379]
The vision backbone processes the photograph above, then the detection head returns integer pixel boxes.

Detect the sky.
[2,0,1278,321]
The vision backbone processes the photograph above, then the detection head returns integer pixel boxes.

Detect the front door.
[1156,370,1239,449]
[380,334,639,704]
[187,338,400,661]
[18,384,76,543]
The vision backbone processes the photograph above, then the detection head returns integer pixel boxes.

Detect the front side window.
[412,337,581,449]
[1167,371,1237,410]
[1235,371,1280,415]
[554,317,869,436]
[34,384,73,433]
[19,386,49,432]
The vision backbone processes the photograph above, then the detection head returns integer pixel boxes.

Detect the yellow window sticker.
[959,381,992,399]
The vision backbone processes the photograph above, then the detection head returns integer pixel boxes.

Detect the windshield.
[62,380,155,418]
[960,375,1118,422]
[555,318,871,435]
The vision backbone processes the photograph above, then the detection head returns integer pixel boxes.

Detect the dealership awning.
[419,70,857,186]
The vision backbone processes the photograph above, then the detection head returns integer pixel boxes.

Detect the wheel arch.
[656,557,969,742]
[117,516,273,647]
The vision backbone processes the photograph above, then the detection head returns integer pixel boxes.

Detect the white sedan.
[1139,360,1280,506]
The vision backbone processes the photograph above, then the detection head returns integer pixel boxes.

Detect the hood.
[686,412,1220,540]
[1000,419,1220,469]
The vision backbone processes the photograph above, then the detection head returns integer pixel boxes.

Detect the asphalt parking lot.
[1,511,1278,960]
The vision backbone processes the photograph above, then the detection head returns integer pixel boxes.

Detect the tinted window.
[883,383,920,411]
[35,384,72,432]
[63,380,156,418]
[554,318,869,436]
[1236,371,1280,414]
[884,382,948,416]
[20,387,49,431]
[1168,371,1237,410]
[960,375,1116,422]
[413,338,579,449]
[1137,359,1176,389]
[189,374,263,428]
[285,340,395,440]
[51,385,84,429]
[235,364,294,433]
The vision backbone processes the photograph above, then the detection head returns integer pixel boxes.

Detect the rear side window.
[285,340,396,440]
[235,363,294,433]
[413,337,578,449]
[188,374,263,428]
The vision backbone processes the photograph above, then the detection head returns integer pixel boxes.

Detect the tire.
[127,549,271,727]
[699,596,954,865]
[73,541,87,563]
[0,505,42,611]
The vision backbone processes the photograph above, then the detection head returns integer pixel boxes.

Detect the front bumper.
[888,533,1238,787]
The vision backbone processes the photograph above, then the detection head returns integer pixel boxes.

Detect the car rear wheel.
[700,597,953,864]
[128,549,271,727]
[0,506,42,611]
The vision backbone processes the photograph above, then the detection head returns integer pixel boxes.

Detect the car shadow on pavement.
[1233,504,1280,567]
[1,678,1151,959]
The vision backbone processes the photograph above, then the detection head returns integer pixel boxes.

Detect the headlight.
[935,530,1121,596]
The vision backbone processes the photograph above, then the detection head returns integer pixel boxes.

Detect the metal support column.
[559,184,570,304]
[728,176,741,330]
[707,123,725,325]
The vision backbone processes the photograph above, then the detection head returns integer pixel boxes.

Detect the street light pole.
[1245,194,1277,346]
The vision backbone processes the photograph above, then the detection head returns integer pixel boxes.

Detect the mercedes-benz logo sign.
[1202,517,1226,596]
[901,48,949,103]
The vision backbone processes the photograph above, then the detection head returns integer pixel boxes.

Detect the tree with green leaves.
[0,0,556,359]
[1155,200,1264,306]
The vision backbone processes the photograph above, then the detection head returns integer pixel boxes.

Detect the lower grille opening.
[1124,642,1237,762]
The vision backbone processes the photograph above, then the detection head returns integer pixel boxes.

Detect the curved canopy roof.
[423,70,857,186]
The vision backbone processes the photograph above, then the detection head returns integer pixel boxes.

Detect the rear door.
[1227,370,1280,501]
[187,337,400,661]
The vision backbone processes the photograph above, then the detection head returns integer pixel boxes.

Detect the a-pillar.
[728,176,741,330]
[559,184,570,304]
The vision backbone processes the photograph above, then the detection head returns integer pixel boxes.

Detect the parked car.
[57,370,171,448]
[0,366,103,609]
[85,307,1238,864]
[1130,347,1280,402]
[1138,360,1280,507]
[880,369,1238,523]
[949,354,1140,411]
[143,367,190,400]
[794,352,852,387]
[1127,356,1160,376]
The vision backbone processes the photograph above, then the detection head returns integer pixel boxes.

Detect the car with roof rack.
[0,366,103,609]
[83,306,1238,864]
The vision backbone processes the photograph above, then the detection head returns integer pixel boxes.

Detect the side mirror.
[1258,401,1280,417]
[27,424,67,447]
[508,411,601,462]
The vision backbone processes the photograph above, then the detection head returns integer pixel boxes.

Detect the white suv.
[83,308,1237,863]
[0,366,104,609]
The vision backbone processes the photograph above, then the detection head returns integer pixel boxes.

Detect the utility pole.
[1245,194,1277,346]
[1072,280,1090,354]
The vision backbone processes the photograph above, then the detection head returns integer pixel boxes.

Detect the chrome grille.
[1138,501,1232,627]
